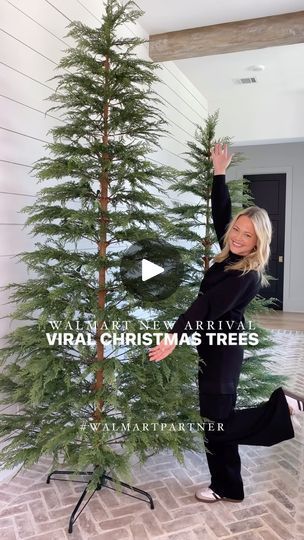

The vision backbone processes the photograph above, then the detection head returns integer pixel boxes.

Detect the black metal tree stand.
[46,466,154,534]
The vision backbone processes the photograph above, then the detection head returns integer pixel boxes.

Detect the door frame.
[229,165,293,312]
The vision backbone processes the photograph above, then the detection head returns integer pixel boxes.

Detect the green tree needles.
[0,0,204,490]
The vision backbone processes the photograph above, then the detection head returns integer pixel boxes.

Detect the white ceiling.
[173,43,304,104]
[136,0,304,144]
[136,0,304,35]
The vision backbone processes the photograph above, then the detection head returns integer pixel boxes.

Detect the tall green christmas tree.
[0,0,205,490]
[156,111,285,407]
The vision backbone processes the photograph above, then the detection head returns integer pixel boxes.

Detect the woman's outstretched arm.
[148,269,260,362]
[211,144,234,249]
[167,270,259,340]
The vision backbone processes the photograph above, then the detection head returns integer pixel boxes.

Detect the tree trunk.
[93,55,110,422]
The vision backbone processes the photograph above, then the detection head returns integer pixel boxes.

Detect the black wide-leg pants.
[199,387,295,500]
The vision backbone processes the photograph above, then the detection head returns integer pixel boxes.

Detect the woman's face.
[229,215,257,256]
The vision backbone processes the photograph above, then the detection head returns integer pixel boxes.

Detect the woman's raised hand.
[210,143,234,175]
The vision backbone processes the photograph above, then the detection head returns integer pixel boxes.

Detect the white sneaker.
[195,487,243,503]
[283,388,304,428]
[195,487,223,503]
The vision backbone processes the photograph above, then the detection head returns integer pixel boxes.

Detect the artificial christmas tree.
[0,0,205,531]
[156,110,285,408]
[0,1,286,531]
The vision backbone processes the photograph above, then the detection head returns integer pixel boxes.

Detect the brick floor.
[0,330,303,539]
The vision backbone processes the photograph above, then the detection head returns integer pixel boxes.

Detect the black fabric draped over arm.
[211,174,232,249]
[169,173,259,340]
[169,270,259,340]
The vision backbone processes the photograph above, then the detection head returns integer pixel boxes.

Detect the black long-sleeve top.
[170,175,261,339]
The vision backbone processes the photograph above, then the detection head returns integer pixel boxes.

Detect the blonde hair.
[213,206,272,287]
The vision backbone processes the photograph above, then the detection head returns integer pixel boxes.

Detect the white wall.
[227,142,304,313]
[209,87,304,146]
[0,0,207,480]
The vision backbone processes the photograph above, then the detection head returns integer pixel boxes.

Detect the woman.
[149,143,303,503]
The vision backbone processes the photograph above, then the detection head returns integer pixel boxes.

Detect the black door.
[243,174,286,310]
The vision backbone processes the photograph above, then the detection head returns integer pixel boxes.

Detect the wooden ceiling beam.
[149,11,304,62]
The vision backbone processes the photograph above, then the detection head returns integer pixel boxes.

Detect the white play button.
[142,258,164,282]
[120,238,184,301]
